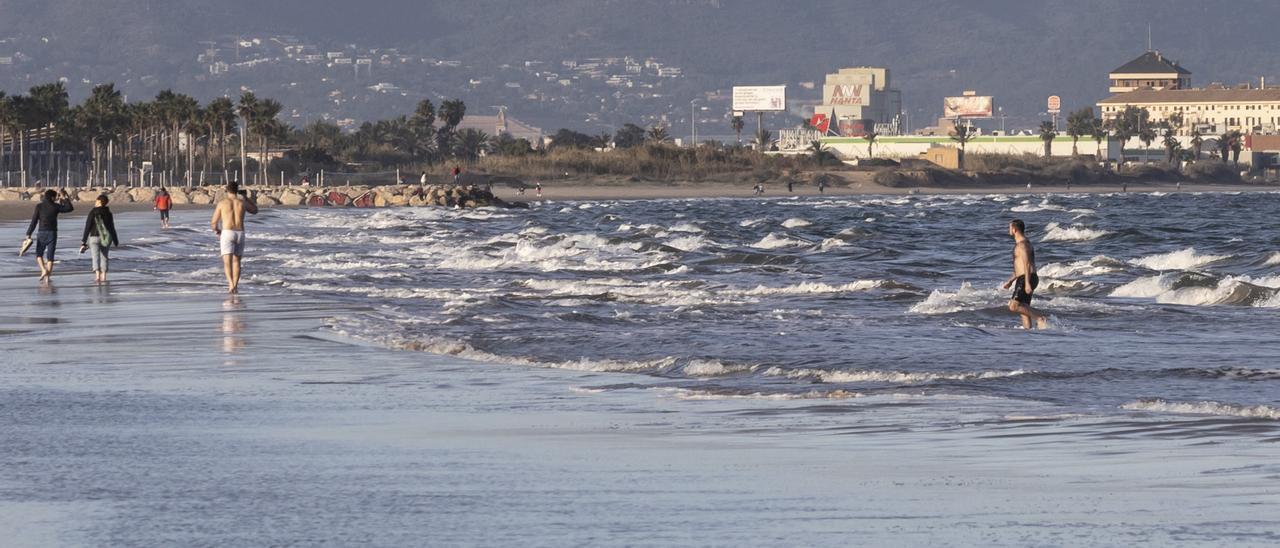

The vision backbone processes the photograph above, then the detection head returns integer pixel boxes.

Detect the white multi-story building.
[1099,88,1280,136]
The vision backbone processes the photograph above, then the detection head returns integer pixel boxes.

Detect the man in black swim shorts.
[1002,219,1047,330]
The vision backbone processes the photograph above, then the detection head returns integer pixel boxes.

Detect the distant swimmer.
[25,188,74,282]
[1002,219,1047,330]
[211,181,259,294]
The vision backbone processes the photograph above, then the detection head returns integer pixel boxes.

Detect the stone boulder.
[129,187,158,203]
[277,191,306,206]
[257,195,282,206]
[190,191,215,205]
[109,191,134,204]
[170,190,192,205]
[0,189,26,201]
[77,190,101,202]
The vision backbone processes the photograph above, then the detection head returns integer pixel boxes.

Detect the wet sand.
[2,210,1279,545]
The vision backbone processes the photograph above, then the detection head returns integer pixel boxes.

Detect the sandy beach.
[3,207,1280,546]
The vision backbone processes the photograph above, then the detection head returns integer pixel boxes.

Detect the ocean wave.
[1041,222,1111,243]
[781,217,813,228]
[739,280,886,296]
[666,235,712,252]
[1129,247,1229,271]
[1110,273,1280,307]
[1010,199,1067,213]
[764,366,1029,384]
[908,283,1007,314]
[1038,255,1126,278]
[664,387,866,401]
[1266,252,1280,266]
[683,360,758,377]
[750,233,808,250]
[1121,399,1280,420]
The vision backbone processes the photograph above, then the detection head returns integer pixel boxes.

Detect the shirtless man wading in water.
[211,182,259,293]
[1002,219,1048,330]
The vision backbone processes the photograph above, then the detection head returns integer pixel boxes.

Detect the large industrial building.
[815,67,902,134]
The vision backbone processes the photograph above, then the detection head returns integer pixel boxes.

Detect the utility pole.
[239,116,248,185]
[689,99,698,146]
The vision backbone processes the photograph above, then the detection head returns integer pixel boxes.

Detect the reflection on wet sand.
[221,295,246,356]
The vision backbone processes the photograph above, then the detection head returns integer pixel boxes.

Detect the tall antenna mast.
[1147,24,1152,51]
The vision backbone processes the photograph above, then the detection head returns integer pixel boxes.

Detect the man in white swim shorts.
[211,181,259,293]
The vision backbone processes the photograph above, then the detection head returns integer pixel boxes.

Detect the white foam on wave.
[738,218,766,228]
[908,282,1006,314]
[664,387,866,401]
[751,233,808,250]
[683,360,758,377]
[1121,399,1280,420]
[1265,252,1280,266]
[437,233,664,272]
[1110,274,1280,307]
[740,280,885,296]
[781,217,813,228]
[1041,222,1111,243]
[1010,198,1067,213]
[667,222,704,233]
[1130,247,1229,271]
[764,366,1028,384]
[1038,255,1125,278]
[666,235,712,252]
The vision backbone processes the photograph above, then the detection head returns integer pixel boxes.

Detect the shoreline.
[1,180,1274,223]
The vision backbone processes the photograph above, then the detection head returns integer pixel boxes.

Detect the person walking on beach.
[154,187,173,229]
[80,194,120,284]
[818,180,826,194]
[25,188,74,282]
[535,182,543,198]
[420,171,428,185]
[211,182,259,294]
[452,166,461,184]
[787,181,794,193]
[1002,219,1047,330]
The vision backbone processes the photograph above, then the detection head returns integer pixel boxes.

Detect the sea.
[125,190,1280,424]
[6,190,1280,545]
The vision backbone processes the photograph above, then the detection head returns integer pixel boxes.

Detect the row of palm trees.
[0,82,483,186]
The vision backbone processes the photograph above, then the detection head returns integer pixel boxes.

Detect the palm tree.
[753,129,772,150]
[949,120,975,169]
[437,99,466,156]
[236,92,259,182]
[28,82,70,183]
[647,124,671,144]
[808,140,828,163]
[79,84,126,184]
[0,91,11,175]
[252,98,283,183]
[864,129,878,158]
[730,115,745,144]
[1065,108,1094,156]
[1138,125,1157,164]
[205,97,236,175]
[1189,128,1204,161]
[452,128,490,161]
[1089,116,1106,159]
[1038,121,1057,158]
[1161,124,1181,165]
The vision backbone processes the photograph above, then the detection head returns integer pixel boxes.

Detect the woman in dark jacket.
[80,194,120,283]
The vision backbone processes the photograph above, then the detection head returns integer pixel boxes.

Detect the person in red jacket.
[154,187,173,229]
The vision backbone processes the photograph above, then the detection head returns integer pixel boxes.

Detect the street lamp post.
[690,99,698,147]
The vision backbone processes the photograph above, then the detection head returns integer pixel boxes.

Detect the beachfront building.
[454,108,545,144]
[1108,50,1191,94]
[1098,88,1280,136]
[816,67,903,135]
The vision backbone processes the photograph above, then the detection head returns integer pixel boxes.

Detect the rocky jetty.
[0,184,529,209]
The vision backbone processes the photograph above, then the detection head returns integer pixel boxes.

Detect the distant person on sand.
[25,188,74,282]
[787,181,794,193]
[1002,219,1047,330]
[420,171,428,185]
[452,166,461,184]
[818,180,826,194]
[154,187,172,229]
[535,182,543,198]
[80,194,120,284]
[211,182,259,294]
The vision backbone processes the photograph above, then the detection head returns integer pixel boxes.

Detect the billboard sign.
[944,95,994,118]
[733,86,786,112]
[809,113,831,134]
[1047,95,1061,114]
[825,83,868,106]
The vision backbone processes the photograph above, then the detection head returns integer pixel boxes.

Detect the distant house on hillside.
[455,109,544,143]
